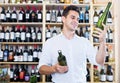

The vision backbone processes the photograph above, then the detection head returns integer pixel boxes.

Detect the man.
[38,5,107,83]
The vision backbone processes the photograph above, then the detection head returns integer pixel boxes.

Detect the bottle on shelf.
[37,6,42,22]
[28,46,33,62]
[57,6,62,23]
[11,7,17,22]
[31,27,36,42]
[107,11,112,24]
[19,64,25,82]
[0,45,3,61]
[51,6,57,23]
[13,64,19,82]
[36,27,42,42]
[25,6,31,22]
[79,7,84,23]
[5,26,10,42]
[31,6,37,22]
[23,46,28,62]
[10,65,14,82]
[46,25,52,40]
[15,25,21,42]
[100,66,106,82]
[24,65,30,82]
[79,27,84,37]
[93,65,99,82]
[84,26,89,40]
[85,6,89,23]
[93,8,99,24]
[26,26,31,42]
[0,7,6,22]
[52,26,57,37]
[8,45,14,62]
[6,7,11,22]
[86,67,90,82]
[18,7,25,22]
[106,65,113,82]
[0,27,5,42]
[3,45,9,62]
[10,26,15,42]
[33,45,38,62]
[46,7,51,22]
[20,25,26,42]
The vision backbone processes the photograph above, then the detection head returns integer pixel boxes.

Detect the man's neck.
[62,29,75,40]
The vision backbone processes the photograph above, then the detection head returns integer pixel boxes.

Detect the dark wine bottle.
[58,50,67,66]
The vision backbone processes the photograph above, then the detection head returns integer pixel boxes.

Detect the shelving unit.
[0,0,118,83]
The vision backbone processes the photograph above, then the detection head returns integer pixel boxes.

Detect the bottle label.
[28,55,33,61]
[23,52,28,61]
[109,33,113,40]
[5,32,10,40]
[6,13,10,18]
[0,32,4,39]
[46,13,50,21]
[0,50,3,58]
[38,13,42,19]
[21,32,25,40]
[93,16,98,23]
[10,32,15,39]
[100,75,106,81]
[26,14,30,19]
[14,55,18,61]
[10,71,14,78]
[25,76,30,81]
[37,33,42,40]
[57,17,62,22]
[0,14,6,20]
[11,14,17,19]
[33,52,37,57]
[107,75,113,81]
[107,18,112,23]
[18,13,23,20]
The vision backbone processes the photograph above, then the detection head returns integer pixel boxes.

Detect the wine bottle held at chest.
[96,2,112,30]
[58,50,67,66]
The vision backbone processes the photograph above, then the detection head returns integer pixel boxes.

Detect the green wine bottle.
[96,2,112,30]
[58,50,67,66]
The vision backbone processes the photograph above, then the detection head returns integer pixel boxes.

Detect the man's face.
[62,10,79,32]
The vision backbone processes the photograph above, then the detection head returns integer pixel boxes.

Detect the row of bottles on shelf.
[9,64,42,82]
[94,65,114,82]
[46,6,89,23]
[93,8,113,24]
[0,0,91,4]
[0,0,43,3]
[0,6,42,22]
[0,25,114,43]
[0,5,89,23]
[0,25,42,42]
[0,44,42,62]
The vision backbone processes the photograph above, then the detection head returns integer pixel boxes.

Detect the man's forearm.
[96,41,106,65]
[39,65,56,75]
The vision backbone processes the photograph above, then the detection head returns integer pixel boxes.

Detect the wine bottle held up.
[58,50,67,66]
[96,2,112,30]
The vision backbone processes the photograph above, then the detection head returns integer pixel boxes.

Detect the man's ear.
[62,16,65,23]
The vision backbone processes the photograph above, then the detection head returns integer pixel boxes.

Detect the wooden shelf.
[0,3,43,6]
[0,22,43,26]
[0,42,43,45]
[0,62,38,65]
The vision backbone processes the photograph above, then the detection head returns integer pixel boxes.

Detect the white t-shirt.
[38,33,98,83]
